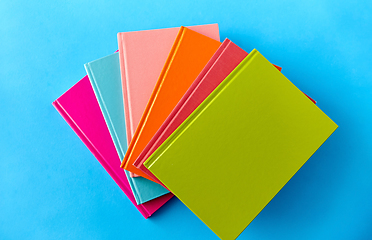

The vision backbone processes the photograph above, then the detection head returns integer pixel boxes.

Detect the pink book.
[117,24,220,145]
[118,23,220,177]
[52,76,173,218]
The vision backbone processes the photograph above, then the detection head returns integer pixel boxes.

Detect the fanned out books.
[53,24,337,240]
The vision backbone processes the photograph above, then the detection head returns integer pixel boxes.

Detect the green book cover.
[144,49,338,239]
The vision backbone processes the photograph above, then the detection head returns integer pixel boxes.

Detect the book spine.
[52,100,150,219]
[145,50,259,169]
[119,32,138,168]
[85,63,125,160]
[118,33,133,145]
[121,27,187,169]
[113,46,138,176]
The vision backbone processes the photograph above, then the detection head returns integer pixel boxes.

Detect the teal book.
[85,52,169,204]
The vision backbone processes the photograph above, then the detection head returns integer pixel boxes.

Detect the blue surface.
[1,0,371,239]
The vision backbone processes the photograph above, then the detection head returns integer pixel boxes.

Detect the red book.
[133,39,273,183]
[134,39,315,184]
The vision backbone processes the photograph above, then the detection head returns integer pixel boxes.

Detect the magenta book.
[53,75,173,218]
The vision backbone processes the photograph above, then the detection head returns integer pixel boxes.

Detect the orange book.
[121,26,221,180]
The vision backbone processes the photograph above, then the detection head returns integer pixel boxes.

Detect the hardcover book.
[118,24,219,178]
[144,49,337,238]
[53,76,173,218]
[118,24,219,147]
[121,27,221,179]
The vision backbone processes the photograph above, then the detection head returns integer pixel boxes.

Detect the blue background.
[1,0,371,239]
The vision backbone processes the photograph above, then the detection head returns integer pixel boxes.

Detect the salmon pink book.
[118,24,219,179]
[120,27,221,180]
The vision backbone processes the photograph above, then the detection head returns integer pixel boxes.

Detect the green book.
[144,49,338,239]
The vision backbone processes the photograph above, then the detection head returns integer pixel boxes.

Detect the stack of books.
[53,24,337,240]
